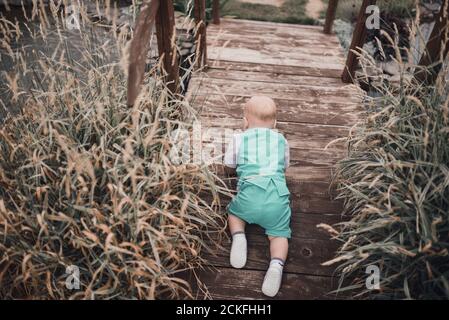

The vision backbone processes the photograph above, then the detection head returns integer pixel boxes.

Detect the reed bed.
[324,6,449,299]
[0,1,226,299]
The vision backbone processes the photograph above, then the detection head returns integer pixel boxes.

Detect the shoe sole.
[262,268,281,297]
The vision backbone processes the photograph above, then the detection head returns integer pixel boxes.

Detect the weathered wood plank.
[288,148,346,167]
[208,35,343,54]
[208,31,344,50]
[208,19,341,39]
[199,117,349,150]
[207,35,341,56]
[292,196,343,214]
[213,18,324,30]
[207,60,343,78]
[211,18,324,30]
[194,94,362,126]
[189,78,361,103]
[198,70,345,86]
[207,47,344,70]
[202,141,346,168]
[205,232,338,276]
[190,267,334,299]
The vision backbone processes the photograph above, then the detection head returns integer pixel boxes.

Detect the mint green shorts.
[228,179,291,238]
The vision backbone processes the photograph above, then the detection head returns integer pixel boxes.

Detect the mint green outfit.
[227,128,291,238]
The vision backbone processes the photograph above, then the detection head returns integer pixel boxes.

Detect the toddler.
[223,96,291,297]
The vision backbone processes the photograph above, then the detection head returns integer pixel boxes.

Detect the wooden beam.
[341,0,377,83]
[323,0,338,34]
[415,0,449,84]
[194,0,207,68]
[212,0,220,25]
[127,0,160,107]
[155,0,179,93]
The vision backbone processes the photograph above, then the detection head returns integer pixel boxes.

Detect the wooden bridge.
[127,0,449,300]
[186,18,362,300]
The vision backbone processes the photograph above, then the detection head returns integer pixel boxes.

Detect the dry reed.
[0,0,227,299]
[325,2,449,299]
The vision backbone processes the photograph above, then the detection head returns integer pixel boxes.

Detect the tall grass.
[0,1,226,299]
[324,6,449,299]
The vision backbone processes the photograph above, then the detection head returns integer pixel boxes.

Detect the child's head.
[243,96,277,129]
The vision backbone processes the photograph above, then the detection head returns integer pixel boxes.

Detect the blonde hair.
[244,96,277,122]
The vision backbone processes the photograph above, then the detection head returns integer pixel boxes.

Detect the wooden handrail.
[212,0,220,25]
[323,0,338,34]
[128,0,214,106]
[127,0,179,106]
[194,0,207,68]
[155,0,179,93]
[127,0,160,107]
[341,0,377,83]
[415,0,449,84]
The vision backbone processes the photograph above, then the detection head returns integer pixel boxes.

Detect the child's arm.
[284,139,290,171]
[223,134,240,177]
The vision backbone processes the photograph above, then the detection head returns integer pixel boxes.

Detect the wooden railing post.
[127,0,160,107]
[323,0,338,34]
[156,0,179,93]
[341,0,377,83]
[415,0,449,85]
[212,0,220,25]
[194,0,207,68]
[127,0,181,106]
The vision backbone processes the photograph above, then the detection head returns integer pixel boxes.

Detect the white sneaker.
[262,264,283,297]
[230,233,247,269]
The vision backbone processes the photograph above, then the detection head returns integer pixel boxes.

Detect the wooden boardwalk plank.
[210,18,325,29]
[200,117,350,150]
[205,239,337,277]
[189,78,361,103]
[207,60,343,78]
[208,36,344,56]
[191,267,334,300]
[207,47,344,70]
[196,94,362,126]
[208,19,342,39]
[207,37,344,59]
[199,70,345,86]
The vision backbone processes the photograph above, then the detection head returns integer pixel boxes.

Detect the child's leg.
[228,214,246,234]
[262,236,288,297]
[228,214,247,269]
[269,236,288,262]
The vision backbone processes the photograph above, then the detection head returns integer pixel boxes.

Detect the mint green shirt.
[224,128,290,196]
